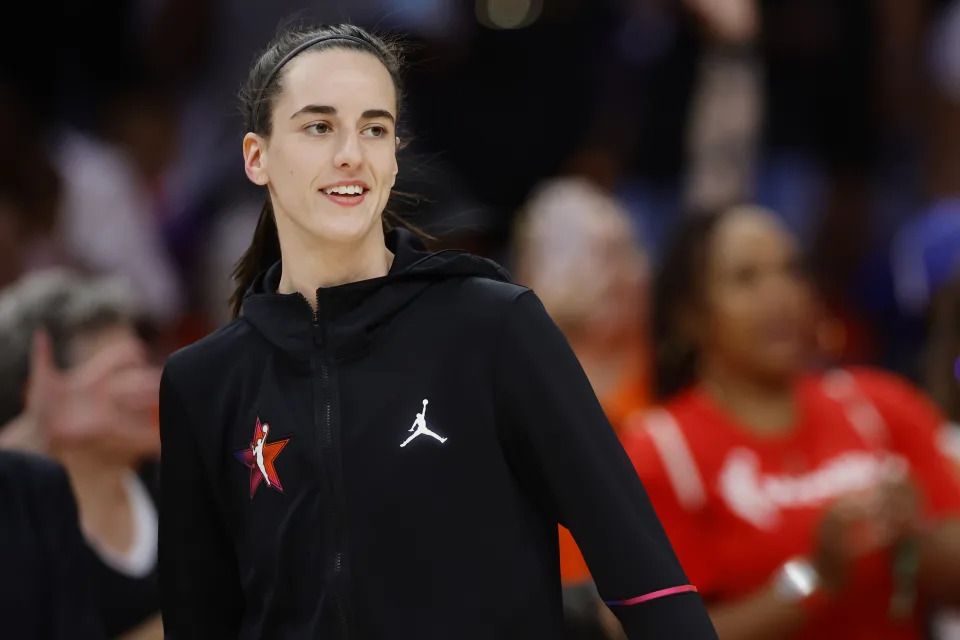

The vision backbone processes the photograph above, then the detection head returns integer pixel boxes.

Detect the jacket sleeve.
[493,291,717,638]
[159,365,244,637]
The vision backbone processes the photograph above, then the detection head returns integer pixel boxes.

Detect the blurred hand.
[813,496,874,594]
[683,0,759,45]
[24,330,161,459]
[868,460,920,548]
[814,460,921,594]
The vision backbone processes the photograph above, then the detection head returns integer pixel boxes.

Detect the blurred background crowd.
[1,0,960,638]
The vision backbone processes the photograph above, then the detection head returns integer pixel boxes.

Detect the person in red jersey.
[622,204,960,639]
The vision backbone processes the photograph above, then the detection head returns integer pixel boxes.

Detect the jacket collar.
[239,228,510,360]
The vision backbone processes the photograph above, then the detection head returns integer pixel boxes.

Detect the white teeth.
[324,185,365,195]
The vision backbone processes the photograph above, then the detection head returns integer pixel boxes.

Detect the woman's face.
[697,207,815,382]
[65,322,160,460]
[243,48,399,247]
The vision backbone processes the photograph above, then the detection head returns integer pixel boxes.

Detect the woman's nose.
[333,131,362,169]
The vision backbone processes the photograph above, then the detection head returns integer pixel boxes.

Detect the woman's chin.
[754,351,805,383]
[307,216,380,246]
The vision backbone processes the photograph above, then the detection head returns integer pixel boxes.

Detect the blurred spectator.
[513,178,651,432]
[0,85,71,287]
[925,275,960,443]
[928,0,960,103]
[892,200,960,321]
[0,450,105,639]
[52,122,184,327]
[624,205,960,639]
[924,275,960,640]
[682,0,763,214]
[890,191,960,402]
[512,177,650,638]
[0,270,162,639]
[0,63,183,329]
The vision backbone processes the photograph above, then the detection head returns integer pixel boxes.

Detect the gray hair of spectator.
[512,177,649,332]
[0,269,135,425]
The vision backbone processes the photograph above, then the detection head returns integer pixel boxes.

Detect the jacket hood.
[240,228,512,359]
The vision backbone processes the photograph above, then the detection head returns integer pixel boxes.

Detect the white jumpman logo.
[253,424,271,486]
[400,399,447,448]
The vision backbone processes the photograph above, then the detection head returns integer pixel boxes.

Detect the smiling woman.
[622,205,960,640]
[158,22,718,640]
[230,24,409,317]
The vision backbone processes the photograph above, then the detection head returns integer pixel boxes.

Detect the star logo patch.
[234,417,289,499]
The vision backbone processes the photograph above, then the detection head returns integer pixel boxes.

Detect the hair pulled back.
[230,24,408,317]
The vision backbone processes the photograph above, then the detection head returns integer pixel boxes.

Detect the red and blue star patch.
[234,417,289,499]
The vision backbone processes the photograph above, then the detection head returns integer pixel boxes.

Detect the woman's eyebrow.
[290,104,395,123]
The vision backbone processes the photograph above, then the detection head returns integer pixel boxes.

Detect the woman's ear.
[243,133,269,186]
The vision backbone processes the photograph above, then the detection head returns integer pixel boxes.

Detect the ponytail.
[650,211,725,401]
[230,199,281,318]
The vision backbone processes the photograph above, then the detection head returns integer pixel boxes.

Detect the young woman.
[622,205,960,639]
[157,23,716,639]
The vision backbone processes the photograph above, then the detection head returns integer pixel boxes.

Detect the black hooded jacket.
[158,229,717,639]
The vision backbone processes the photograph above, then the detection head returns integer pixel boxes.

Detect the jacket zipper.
[304,291,352,639]
[321,355,350,638]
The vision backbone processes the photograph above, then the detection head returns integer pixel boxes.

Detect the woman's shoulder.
[813,366,929,408]
[0,450,68,491]
[439,277,537,331]
[455,276,531,308]
[0,451,76,533]
[163,317,257,381]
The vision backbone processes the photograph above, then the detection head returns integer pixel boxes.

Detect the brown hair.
[230,24,416,317]
[651,213,725,400]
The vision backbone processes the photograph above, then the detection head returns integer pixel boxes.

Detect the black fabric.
[88,464,160,637]
[0,451,104,639]
[159,228,716,639]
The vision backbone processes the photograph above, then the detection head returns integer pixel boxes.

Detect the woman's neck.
[277,227,394,306]
[699,358,798,436]
[57,452,136,555]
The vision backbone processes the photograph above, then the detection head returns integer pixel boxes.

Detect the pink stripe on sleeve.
[604,584,698,607]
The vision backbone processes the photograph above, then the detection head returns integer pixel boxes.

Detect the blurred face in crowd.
[64,322,158,460]
[512,178,648,349]
[243,49,399,249]
[577,224,648,346]
[694,206,815,383]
